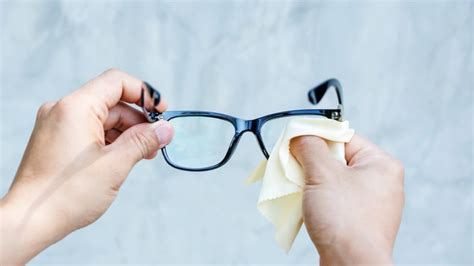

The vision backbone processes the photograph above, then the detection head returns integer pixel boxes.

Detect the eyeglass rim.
[141,78,345,171]
[160,108,341,171]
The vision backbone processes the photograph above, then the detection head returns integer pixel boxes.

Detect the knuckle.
[51,97,77,120]
[89,98,109,122]
[55,97,73,110]
[383,157,405,182]
[37,101,56,117]
[103,68,123,76]
[102,68,125,82]
[390,158,405,176]
[304,172,324,186]
[99,68,126,93]
[130,130,156,159]
[291,136,321,152]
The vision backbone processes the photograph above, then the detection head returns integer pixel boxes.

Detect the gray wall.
[1,1,472,265]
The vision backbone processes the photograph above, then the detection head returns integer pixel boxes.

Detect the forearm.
[0,192,65,265]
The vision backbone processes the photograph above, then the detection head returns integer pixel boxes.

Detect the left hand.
[0,69,174,264]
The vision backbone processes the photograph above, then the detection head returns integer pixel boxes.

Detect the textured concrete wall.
[1,1,472,264]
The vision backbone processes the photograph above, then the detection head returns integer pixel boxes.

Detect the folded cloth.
[246,117,354,252]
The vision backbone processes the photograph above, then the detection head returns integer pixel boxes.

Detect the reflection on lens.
[165,116,235,169]
[260,115,324,154]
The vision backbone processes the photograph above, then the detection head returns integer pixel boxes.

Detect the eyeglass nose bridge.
[234,119,258,134]
[233,119,270,159]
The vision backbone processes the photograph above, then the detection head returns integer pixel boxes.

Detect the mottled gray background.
[1,0,473,265]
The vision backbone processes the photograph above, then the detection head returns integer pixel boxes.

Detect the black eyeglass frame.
[141,79,344,172]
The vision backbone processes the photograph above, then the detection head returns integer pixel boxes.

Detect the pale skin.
[290,135,404,265]
[0,69,404,265]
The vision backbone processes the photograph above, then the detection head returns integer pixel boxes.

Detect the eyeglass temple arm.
[140,83,163,123]
[307,78,344,121]
[141,79,345,122]
[307,78,343,106]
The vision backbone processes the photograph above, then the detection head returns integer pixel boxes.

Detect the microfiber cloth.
[246,117,355,252]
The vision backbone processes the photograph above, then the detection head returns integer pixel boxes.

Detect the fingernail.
[144,81,161,107]
[154,121,173,148]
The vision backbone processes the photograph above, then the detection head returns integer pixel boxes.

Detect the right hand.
[290,134,404,265]
[0,69,173,264]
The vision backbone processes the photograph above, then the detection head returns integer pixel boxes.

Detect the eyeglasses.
[140,79,344,171]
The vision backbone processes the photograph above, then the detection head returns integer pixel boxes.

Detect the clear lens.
[165,116,235,169]
[260,115,324,154]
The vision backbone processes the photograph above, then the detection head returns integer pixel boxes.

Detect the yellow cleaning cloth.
[246,117,354,252]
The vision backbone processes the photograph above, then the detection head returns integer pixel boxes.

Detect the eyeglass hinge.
[331,104,344,121]
[146,112,163,122]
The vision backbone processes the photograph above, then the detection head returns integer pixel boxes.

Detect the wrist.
[317,232,394,266]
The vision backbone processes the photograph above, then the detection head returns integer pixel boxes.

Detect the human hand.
[290,134,404,265]
[0,69,173,264]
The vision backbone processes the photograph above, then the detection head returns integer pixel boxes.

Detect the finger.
[344,134,380,166]
[73,68,167,117]
[289,136,341,184]
[89,69,168,111]
[105,129,122,144]
[145,150,159,160]
[103,102,146,131]
[105,120,174,165]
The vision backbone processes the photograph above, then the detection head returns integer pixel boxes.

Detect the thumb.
[109,120,174,164]
[289,136,341,184]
